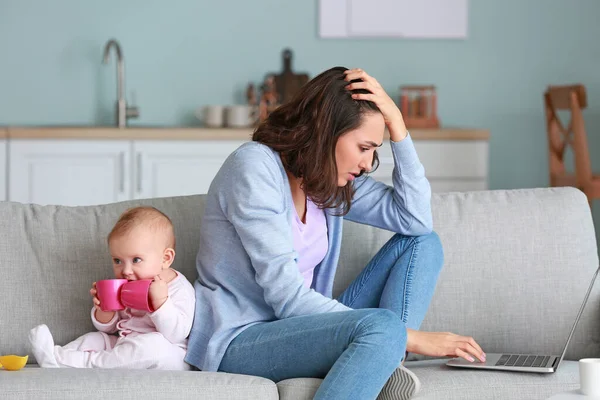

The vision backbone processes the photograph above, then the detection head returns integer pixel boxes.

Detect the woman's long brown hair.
[252,66,380,215]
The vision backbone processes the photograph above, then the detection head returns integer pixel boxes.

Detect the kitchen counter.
[5,127,490,141]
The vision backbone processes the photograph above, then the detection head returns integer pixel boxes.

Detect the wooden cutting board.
[270,49,310,105]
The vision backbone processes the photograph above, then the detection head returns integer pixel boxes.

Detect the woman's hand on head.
[344,68,408,141]
[407,329,487,363]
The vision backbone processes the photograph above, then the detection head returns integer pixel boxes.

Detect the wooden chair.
[544,84,599,205]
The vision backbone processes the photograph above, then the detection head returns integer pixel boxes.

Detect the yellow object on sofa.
[0,355,28,371]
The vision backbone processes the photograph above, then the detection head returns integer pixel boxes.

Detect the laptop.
[446,265,599,373]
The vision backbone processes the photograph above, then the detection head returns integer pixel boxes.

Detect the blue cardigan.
[185,134,432,371]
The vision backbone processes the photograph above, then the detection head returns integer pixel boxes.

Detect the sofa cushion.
[277,377,321,400]
[335,188,600,362]
[274,360,580,400]
[3,367,278,399]
[409,359,580,399]
[0,195,205,361]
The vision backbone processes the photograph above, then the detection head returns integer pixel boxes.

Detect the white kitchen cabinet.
[370,140,489,192]
[0,140,6,201]
[8,139,247,206]
[132,140,246,199]
[9,140,131,206]
[6,135,489,207]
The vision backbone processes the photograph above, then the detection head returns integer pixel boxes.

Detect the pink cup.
[95,279,128,312]
[120,279,154,312]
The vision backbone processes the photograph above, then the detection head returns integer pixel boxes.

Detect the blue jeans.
[219,232,443,400]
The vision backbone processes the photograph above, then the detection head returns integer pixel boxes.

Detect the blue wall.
[1,0,599,226]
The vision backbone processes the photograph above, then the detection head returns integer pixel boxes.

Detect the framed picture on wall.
[319,0,468,39]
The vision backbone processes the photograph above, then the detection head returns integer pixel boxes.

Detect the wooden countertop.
[5,127,490,141]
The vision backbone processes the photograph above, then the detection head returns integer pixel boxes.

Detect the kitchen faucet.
[102,39,139,128]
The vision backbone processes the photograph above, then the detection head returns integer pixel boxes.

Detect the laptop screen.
[556,265,599,367]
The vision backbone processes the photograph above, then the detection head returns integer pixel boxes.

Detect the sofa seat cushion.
[4,367,278,400]
[277,377,322,400]
[410,359,580,399]
[275,360,580,400]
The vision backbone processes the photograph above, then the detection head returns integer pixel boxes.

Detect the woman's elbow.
[407,213,433,236]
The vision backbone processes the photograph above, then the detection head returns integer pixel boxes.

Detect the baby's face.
[109,226,168,281]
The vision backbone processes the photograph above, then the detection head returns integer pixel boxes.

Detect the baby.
[29,206,195,370]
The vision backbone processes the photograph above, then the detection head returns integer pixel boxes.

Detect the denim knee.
[390,231,444,272]
[355,309,406,364]
[418,231,444,268]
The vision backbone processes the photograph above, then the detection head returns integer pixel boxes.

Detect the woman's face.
[335,112,385,187]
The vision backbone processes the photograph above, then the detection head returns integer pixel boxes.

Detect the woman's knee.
[355,309,406,359]
[419,231,444,263]
[392,231,444,270]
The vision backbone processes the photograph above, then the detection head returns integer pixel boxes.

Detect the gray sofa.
[1,187,598,399]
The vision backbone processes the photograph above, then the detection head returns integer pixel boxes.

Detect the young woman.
[185,67,485,399]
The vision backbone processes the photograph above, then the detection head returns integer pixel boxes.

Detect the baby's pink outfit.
[53,271,195,370]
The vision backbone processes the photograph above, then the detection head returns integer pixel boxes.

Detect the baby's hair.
[108,206,176,250]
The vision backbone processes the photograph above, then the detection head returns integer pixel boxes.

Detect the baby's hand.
[149,275,169,311]
[90,282,116,323]
[90,282,101,308]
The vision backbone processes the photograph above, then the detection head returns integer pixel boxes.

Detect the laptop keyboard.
[495,354,550,368]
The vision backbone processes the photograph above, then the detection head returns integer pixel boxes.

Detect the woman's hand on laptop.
[407,329,486,363]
